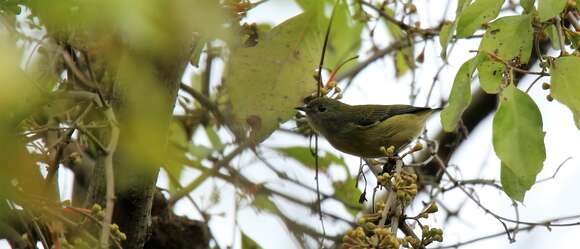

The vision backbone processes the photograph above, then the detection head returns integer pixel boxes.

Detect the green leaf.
[440,0,471,59]
[439,22,453,59]
[500,163,535,201]
[538,0,567,21]
[441,55,483,131]
[224,11,322,142]
[296,0,363,72]
[550,56,580,129]
[520,0,536,13]
[565,29,580,50]
[477,60,505,93]
[253,194,280,214]
[204,126,224,150]
[394,50,411,77]
[493,84,545,201]
[274,146,345,171]
[295,0,326,11]
[383,7,404,39]
[479,14,533,64]
[546,25,560,49]
[456,0,504,38]
[325,0,364,72]
[383,7,414,76]
[332,176,362,216]
[242,232,263,249]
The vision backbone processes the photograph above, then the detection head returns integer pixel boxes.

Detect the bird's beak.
[295,106,306,112]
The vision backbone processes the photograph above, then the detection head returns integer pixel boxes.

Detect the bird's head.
[295,97,348,133]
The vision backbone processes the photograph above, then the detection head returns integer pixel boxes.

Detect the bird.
[296,97,440,158]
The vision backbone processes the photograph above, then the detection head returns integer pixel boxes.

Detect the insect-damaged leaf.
[224,12,322,142]
[493,84,545,201]
[479,14,533,64]
[477,60,505,93]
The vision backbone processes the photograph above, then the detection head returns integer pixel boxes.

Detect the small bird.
[296,97,440,158]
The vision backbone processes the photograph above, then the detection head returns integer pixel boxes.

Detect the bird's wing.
[353,105,433,128]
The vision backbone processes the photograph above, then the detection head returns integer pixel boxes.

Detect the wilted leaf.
[538,0,567,21]
[225,11,322,142]
[550,56,580,128]
[456,0,504,38]
[477,60,505,93]
[479,14,533,64]
[493,84,545,201]
[441,55,483,131]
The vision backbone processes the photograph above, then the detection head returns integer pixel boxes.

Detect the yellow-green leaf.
[477,60,505,93]
[441,55,483,131]
[520,0,536,13]
[439,21,453,59]
[253,195,280,214]
[440,0,471,59]
[493,84,545,201]
[550,56,580,128]
[242,232,263,249]
[479,14,533,64]
[224,11,322,142]
[332,176,362,216]
[274,146,346,171]
[500,163,535,201]
[538,0,567,21]
[456,0,504,38]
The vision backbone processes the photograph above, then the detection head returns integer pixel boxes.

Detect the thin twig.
[566,11,580,31]
[179,82,227,125]
[167,140,254,205]
[433,214,580,249]
[469,50,550,76]
[100,107,120,248]
[554,16,567,56]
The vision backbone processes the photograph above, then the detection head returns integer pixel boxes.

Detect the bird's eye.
[317,105,326,112]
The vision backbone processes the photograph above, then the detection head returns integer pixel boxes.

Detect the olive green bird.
[296,97,440,158]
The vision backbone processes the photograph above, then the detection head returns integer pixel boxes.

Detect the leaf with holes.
[224,11,323,142]
[493,84,545,201]
[550,56,580,128]
[479,14,533,64]
[477,60,505,93]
